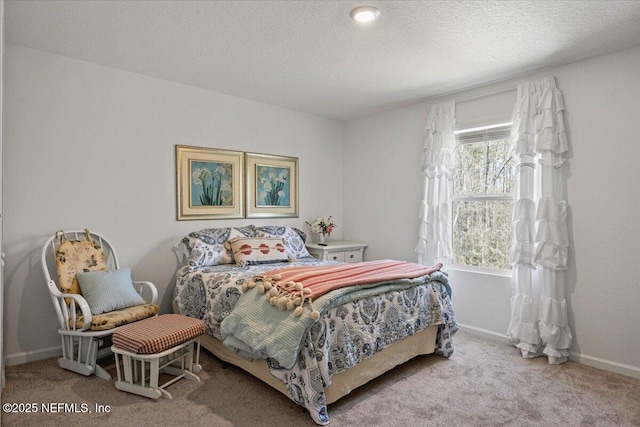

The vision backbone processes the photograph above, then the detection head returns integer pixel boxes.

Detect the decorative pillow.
[254,226,312,259]
[227,237,289,267]
[291,227,307,243]
[77,268,146,315]
[183,227,255,267]
[55,235,108,298]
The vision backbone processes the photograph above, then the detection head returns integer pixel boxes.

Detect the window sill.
[448,265,512,278]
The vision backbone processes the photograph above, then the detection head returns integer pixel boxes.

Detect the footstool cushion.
[113,314,205,354]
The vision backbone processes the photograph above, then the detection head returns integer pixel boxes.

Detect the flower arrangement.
[192,164,233,206]
[305,216,336,236]
[257,166,289,206]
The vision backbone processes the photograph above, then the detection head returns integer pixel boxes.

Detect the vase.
[316,233,325,244]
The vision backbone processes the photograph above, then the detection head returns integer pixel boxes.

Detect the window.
[452,123,514,271]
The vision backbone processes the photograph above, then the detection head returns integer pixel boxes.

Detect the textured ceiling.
[6,0,640,120]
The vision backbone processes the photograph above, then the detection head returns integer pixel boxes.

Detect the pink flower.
[305,216,337,236]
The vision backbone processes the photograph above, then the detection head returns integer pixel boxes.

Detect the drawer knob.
[349,254,354,259]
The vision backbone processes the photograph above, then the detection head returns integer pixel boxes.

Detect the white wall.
[344,46,640,377]
[4,42,640,378]
[3,44,344,364]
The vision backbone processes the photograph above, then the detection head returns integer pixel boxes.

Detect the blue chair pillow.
[77,268,145,315]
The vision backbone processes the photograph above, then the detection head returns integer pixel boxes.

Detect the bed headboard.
[172,240,190,266]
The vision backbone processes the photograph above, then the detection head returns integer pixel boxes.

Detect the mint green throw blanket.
[220,272,450,369]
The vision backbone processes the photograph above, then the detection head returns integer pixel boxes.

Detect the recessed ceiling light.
[350,6,380,24]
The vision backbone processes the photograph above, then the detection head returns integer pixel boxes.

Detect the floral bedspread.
[173,258,457,425]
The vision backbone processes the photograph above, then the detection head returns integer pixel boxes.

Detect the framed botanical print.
[176,145,244,220]
[245,152,299,218]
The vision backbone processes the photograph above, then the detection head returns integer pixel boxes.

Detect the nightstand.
[305,241,368,263]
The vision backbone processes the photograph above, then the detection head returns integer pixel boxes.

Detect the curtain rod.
[451,86,517,104]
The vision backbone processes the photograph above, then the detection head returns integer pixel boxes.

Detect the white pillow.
[77,268,145,315]
[227,236,289,267]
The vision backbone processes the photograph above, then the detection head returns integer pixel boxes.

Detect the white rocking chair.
[41,230,159,380]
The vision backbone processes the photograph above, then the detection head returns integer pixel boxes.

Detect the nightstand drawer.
[327,252,345,262]
[344,250,362,263]
[305,241,368,263]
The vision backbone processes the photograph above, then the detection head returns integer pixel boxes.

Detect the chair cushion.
[112,314,205,354]
[72,303,159,331]
[56,237,108,298]
[77,268,146,315]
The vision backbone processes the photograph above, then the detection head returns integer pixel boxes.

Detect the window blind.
[456,125,511,144]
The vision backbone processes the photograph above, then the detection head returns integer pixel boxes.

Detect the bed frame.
[201,324,438,404]
[172,240,444,411]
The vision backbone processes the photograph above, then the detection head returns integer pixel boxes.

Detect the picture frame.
[176,145,244,220]
[245,152,299,218]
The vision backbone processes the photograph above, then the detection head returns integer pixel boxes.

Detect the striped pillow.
[77,268,145,315]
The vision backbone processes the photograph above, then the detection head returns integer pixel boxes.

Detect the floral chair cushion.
[72,303,159,331]
[55,236,108,299]
[254,226,311,259]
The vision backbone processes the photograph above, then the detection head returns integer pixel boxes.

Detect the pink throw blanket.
[265,259,442,301]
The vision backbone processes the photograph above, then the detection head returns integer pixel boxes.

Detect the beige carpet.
[2,331,639,426]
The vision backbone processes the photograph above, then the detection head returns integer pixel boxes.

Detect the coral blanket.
[266,259,442,300]
[222,261,450,369]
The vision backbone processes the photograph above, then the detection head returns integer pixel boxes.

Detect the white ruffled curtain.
[506,76,572,364]
[416,101,455,268]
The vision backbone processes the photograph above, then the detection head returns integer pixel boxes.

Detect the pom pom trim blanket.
[221,260,446,369]
[242,260,443,319]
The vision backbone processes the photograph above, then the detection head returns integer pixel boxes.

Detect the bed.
[172,226,457,425]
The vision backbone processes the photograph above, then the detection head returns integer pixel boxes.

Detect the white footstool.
[111,314,205,399]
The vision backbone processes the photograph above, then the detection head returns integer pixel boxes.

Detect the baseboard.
[569,352,640,379]
[4,345,62,366]
[458,323,640,379]
[456,323,511,344]
[8,327,640,380]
